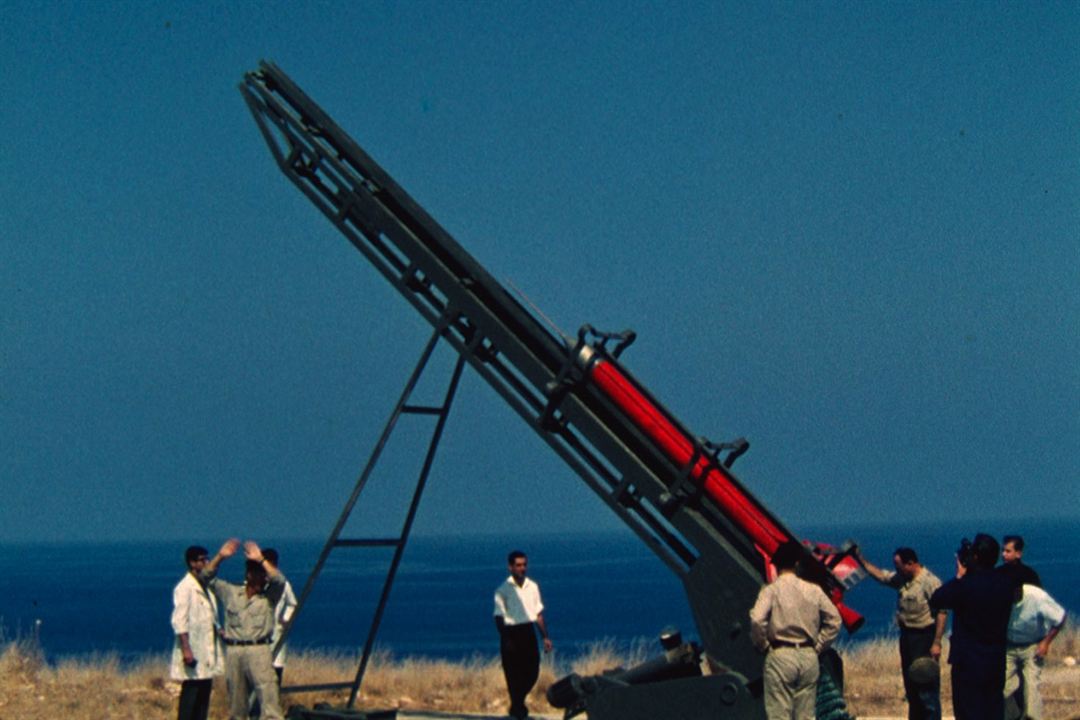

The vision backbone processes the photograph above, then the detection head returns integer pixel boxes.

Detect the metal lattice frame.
[277,326,465,706]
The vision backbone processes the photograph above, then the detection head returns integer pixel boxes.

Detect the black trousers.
[951,644,1006,720]
[177,678,213,720]
[899,625,941,720]
[500,623,540,719]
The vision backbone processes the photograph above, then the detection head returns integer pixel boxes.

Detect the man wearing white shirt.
[171,545,225,720]
[494,550,552,720]
[1004,583,1066,720]
[263,548,298,685]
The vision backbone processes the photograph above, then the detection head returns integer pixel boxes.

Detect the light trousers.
[226,645,283,720]
[1004,643,1043,720]
[763,646,819,720]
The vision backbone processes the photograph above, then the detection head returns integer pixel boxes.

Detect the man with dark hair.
[749,541,842,719]
[202,538,289,720]
[494,550,553,720]
[171,545,225,720]
[1004,583,1067,720]
[930,533,1018,720]
[248,548,298,718]
[855,546,945,720]
[1000,535,1041,588]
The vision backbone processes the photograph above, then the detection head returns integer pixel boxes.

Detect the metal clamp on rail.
[716,436,749,469]
[540,324,636,431]
[578,323,637,359]
[658,437,749,516]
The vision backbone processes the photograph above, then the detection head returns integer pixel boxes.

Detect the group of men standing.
[171,535,1063,720]
[170,539,297,720]
[747,533,1066,720]
[173,543,551,720]
[857,533,1066,720]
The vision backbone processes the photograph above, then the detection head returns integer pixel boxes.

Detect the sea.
[1,519,1076,668]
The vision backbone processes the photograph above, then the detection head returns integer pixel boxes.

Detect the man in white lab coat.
[171,545,225,720]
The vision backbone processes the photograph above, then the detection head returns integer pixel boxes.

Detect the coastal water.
[1,519,1076,666]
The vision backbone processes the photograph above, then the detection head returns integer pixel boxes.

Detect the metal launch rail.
[240,60,864,720]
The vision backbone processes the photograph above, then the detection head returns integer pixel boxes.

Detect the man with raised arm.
[855,546,945,720]
[248,547,298,718]
[202,538,289,720]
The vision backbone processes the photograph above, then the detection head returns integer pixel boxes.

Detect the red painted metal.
[590,358,788,554]
[589,357,865,632]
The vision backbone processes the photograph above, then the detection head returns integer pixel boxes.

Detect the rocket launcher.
[240,60,865,693]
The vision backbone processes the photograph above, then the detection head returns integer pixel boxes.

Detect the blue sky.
[2,2,1077,543]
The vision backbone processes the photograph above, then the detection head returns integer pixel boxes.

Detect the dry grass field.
[2,627,1078,719]
[841,627,1080,719]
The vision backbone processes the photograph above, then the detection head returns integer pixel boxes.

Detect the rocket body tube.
[587,356,788,554]
[582,352,863,632]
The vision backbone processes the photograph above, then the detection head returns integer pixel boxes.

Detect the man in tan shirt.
[856,546,945,720]
[750,541,842,720]
[202,538,289,720]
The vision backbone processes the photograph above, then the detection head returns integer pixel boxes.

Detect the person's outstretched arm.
[853,547,890,584]
[204,538,240,578]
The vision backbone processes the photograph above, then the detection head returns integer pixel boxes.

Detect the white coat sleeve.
[171,581,191,635]
[280,582,298,624]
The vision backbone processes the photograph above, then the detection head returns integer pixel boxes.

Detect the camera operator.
[930,533,1018,720]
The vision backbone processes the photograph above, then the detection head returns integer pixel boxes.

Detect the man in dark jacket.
[930,533,1017,720]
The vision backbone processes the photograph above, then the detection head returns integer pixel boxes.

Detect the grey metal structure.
[277,328,465,708]
[240,60,861,720]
